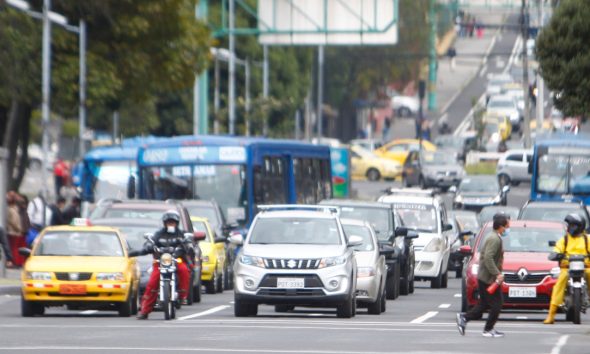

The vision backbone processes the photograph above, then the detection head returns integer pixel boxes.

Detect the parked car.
[341,219,388,314]
[374,138,437,166]
[379,191,453,289]
[434,131,478,163]
[451,175,510,211]
[487,94,521,130]
[496,149,533,187]
[518,200,590,230]
[460,220,563,312]
[478,206,520,226]
[350,145,402,181]
[320,199,416,297]
[349,139,382,151]
[391,94,419,117]
[191,216,227,294]
[483,112,512,141]
[231,205,359,318]
[501,82,526,113]
[402,149,465,190]
[19,225,141,317]
[448,210,480,278]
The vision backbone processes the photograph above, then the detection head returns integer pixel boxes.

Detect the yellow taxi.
[530,119,555,133]
[350,145,402,181]
[190,216,227,294]
[483,112,512,141]
[20,224,140,317]
[374,138,436,165]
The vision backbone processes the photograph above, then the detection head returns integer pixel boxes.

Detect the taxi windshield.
[249,218,341,245]
[35,231,124,257]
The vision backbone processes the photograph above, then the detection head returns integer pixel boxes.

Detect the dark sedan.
[451,175,510,212]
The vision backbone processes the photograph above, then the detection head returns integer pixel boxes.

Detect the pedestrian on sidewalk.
[16,194,31,248]
[62,197,81,225]
[49,197,66,226]
[447,47,457,72]
[6,191,25,267]
[26,192,52,247]
[457,213,509,338]
[382,116,391,143]
[53,158,69,198]
[476,21,484,39]
[0,226,14,268]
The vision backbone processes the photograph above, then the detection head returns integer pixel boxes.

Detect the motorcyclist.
[137,210,193,320]
[543,213,590,324]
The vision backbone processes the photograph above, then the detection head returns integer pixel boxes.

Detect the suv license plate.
[277,278,304,289]
[508,287,536,298]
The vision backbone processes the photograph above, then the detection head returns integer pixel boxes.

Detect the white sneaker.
[482,329,504,338]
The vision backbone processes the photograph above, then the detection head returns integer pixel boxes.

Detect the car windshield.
[392,203,437,233]
[104,224,157,250]
[186,206,220,229]
[537,153,590,195]
[454,213,480,232]
[35,231,124,257]
[484,122,499,135]
[88,160,136,201]
[422,151,456,165]
[490,78,512,87]
[488,99,514,109]
[100,208,167,221]
[479,207,519,225]
[459,177,499,193]
[342,224,374,252]
[519,206,590,226]
[477,226,561,253]
[249,218,341,245]
[338,207,391,240]
[434,135,462,150]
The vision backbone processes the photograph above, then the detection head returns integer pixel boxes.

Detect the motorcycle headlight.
[550,267,561,279]
[160,253,173,266]
[423,238,443,252]
[471,264,479,276]
[26,272,52,281]
[239,255,265,268]
[96,272,125,281]
[454,195,463,204]
[570,261,585,271]
[357,267,376,278]
[319,255,347,268]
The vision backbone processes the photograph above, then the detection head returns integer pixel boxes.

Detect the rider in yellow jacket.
[544,213,590,324]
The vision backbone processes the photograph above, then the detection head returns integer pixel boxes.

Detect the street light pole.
[78,19,87,157]
[263,45,269,136]
[41,0,52,200]
[522,0,532,149]
[228,0,236,135]
[245,59,251,137]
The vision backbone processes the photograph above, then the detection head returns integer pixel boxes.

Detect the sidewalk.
[0,266,21,295]
[387,11,506,141]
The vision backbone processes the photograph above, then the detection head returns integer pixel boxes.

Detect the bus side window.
[294,158,306,204]
[253,165,264,204]
[320,159,332,199]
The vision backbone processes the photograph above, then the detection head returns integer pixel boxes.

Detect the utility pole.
[263,45,269,136]
[428,0,437,112]
[522,0,532,148]
[535,0,544,136]
[78,19,87,157]
[41,0,51,200]
[317,46,325,139]
[228,0,236,135]
[245,59,251,136]
[213,56,220,134]
[194,1,208,135]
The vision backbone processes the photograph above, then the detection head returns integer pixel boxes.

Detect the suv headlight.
[423,238,443,252]
[96,272,125,281]
[357,267,376,278]
[454,195,463,204]
[550,267,561,278]
[240,255,265,268]
[319,255,347,268]
[26,272,52,281]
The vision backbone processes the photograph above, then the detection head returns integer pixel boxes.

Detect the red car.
[460,220,564,312]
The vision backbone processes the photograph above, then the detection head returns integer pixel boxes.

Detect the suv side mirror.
[405,230,419,240]
[347,235,363,247]
[379,245,397,257]
[192,231,207,242]
[18,247,31,258]
[443,223,453,232]
[229,234,243,245]
[127,176,136,199]
[394,227,408,237]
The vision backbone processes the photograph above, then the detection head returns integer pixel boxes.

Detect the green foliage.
[536,0,590,117]
[465,161,497,175]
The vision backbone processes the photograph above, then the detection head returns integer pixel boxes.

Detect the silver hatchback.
[231,205,361,318]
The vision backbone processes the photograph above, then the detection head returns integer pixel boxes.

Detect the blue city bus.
[135,135,333,227]
[79,136,164,203]
[530,133,590,204]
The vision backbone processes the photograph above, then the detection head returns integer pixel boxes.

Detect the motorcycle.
[154,245,181,320]
[562,254,590,324]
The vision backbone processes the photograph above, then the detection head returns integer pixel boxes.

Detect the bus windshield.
[142,164,248,223]
[88,160,136,201]
[537,154,590,195]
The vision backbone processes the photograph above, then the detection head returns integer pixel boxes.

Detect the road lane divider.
[178,305,230,321]
[410,311,438,324]
[550,335,569,354]
[438,304,451,309]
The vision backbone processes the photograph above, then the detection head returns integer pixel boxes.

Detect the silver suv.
[231,205,360,318]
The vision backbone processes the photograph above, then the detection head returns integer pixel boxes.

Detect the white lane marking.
[438,113,448,126]
[410,311,438,324]
[516,316,528,320]
[229,301,235,304]
[178,305,230,321]
[479,65,487,77]
[79,310,98,315]
[438,304,451,309]
[504,35,522,74]
[0,347,459,353]
[551,335,569,354]
[454,293,461,298]
[482,36,497,65]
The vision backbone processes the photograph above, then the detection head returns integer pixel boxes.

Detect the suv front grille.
[263,258,320,270]
[257,288,325,296]
[55,272,93,281]
[259,274,324,288]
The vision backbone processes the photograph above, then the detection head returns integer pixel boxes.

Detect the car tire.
[367,287,383,315]
[461,279,468,312]
[224,262,233,290]
[21,296,43,317]
[399,273,410,296]
[118,291,133,317]
[441,270,448,289]
[216,267,224,293]
[380,285,387,313]
[419,176,426,189]
[431,269,443,289]
[366,168,381,181]
[498,174,510,187]
[187,272,195,305]
[386,263,400,300]
[235,298,257,317]
[336,294,355,318]
[275,305,294,313]
[205,269,217,294]
[131,289,139,315]
[193,276,202,303]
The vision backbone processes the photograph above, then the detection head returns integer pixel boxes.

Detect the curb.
[0,285,20,296]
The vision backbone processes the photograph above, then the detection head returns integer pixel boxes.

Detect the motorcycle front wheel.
[163,283,173,320]
[573,287,582,324]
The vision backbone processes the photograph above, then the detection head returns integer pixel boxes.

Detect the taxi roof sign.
[71,218,91,227]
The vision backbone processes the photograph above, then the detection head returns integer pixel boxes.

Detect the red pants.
[140,261,190,314]
[8,235,26,266]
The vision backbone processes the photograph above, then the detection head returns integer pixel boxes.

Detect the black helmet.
[162,210,180,225]
[564,213,585,236]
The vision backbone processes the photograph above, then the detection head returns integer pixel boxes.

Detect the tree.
[536,0,590,117]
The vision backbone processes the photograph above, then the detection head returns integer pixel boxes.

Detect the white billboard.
[258,0,398,46]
